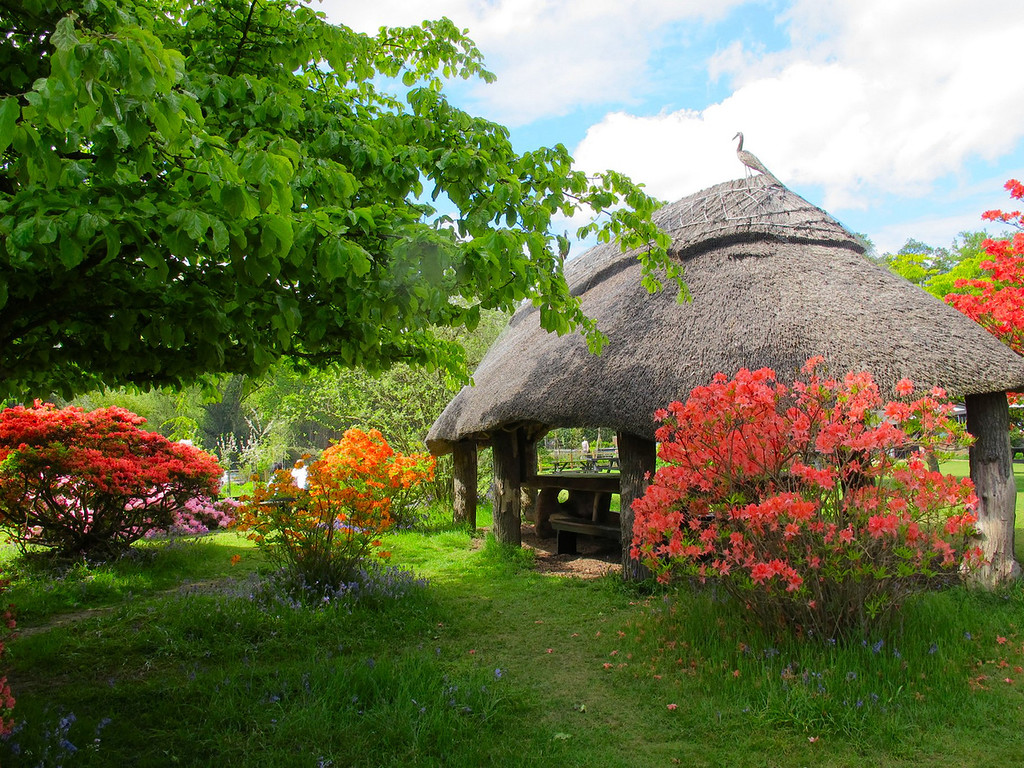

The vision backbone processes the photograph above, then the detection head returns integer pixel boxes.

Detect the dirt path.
[520,523,623,579]
[14,576,243,639]
[16,527,618,639]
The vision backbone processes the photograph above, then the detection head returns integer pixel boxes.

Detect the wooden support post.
[520,434,538,522]
[966,392,1021,585]
[534,488,559,538]
[491,428,522,547]
[452,440,478,531]
[617,431,656,581]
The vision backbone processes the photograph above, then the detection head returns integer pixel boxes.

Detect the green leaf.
[221,186,248,219]
[317,239,346,281]
[50,14,79,52]
[0,98,20,154]
[265,215,293,257]
[58,233,83,268]
[140,250,169,282]
[349,242,371,277]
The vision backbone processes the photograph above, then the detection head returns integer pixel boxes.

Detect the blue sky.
[320,0,1024,256]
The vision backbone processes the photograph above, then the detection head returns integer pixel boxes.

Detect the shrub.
[0,403,222,559]
[142,494,238,538]
[234,428,434,596]
[631,358,981,638]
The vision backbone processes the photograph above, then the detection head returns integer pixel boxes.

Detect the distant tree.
[237,308,510,501]
[853,232,879,263]
[883,233,988,299]
[0,0,677,399]
[924,232,987,299]
[68,386,206,442]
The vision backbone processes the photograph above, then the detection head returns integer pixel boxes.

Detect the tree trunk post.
[491,428,522,547]
[520,435,538,522]
[617,431,656,581]
[452,440,478,531]
[966,391,1021,586]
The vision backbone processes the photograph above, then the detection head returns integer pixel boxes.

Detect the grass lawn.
[0,495,1023,767]
[941,456,1024,564]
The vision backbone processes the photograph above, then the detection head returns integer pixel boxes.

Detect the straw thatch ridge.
[427,175,1024,455]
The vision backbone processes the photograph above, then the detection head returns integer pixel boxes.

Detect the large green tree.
[0,0,677,398]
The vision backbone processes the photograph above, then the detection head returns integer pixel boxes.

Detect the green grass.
[2,514,1024,766]
[941,456,1024,563]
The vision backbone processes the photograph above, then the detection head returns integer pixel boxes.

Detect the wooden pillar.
[534,488,558,538]
[452,440,478,531]
[520,435,538,522]
[617,431,656,581]
[966,392,1021,586]
[491,428,522,547]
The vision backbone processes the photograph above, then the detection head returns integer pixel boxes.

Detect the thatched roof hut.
[430,175,1024,584]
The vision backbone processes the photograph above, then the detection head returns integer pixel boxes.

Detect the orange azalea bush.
[234,428,434,594]
[632,358,982,638]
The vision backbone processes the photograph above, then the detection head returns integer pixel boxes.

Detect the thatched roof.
[427,175,1024,455]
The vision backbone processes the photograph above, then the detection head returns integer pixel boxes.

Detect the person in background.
[290,460,308,489]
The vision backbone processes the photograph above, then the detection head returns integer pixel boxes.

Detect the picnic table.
[544,447,619,473]
[522,472,621,554]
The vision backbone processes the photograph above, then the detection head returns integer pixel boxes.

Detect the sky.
[315,0,1024,256]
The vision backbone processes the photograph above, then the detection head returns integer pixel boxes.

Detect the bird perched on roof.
[733,132,781,185]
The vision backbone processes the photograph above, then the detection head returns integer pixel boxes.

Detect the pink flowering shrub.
[632,357,982,638]
[144,495,238,538]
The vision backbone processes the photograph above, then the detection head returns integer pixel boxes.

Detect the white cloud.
[311,0,747,125]
[574,0,1024,212]
[310,0,1024,250]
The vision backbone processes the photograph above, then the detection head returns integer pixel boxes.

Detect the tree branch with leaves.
[0,0,678,399]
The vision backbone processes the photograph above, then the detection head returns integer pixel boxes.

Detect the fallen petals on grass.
[667,703,678,711]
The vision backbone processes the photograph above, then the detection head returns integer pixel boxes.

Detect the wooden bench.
[548,513,621,555]
[522,473,620,538]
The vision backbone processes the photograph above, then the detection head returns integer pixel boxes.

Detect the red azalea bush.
[235,428,434,594]
[0,402,223,559]
[946,179,1024,353]
[632,358,982,638]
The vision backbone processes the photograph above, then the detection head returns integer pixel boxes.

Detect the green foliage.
[883,232,988,298]
[0,0,675,399]
[68,385,206,441]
